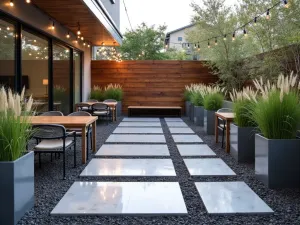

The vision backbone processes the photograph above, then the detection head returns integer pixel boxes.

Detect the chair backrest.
[68,111,91,116]
[32,124,66,139]
[92,103,109,111]
[87,99,98,102]
[40,111,64,116]
[103,99,117,103]
[217,108,233,113]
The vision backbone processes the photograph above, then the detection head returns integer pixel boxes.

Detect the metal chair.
[87,99,98,102]
[103,99,117,121]
[91,103,110,124]
[32,124,76,179]
[76,103,91,113]
[217,108,233,148]
[40,111,64,116]
[68,111,92,160]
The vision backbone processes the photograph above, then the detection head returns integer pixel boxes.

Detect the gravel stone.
[18,118,300,225]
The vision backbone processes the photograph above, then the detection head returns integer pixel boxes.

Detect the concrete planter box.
[193,106,204,126]
[189,104,194,121]
[222,100,233,109]
[185,101,191,117]
[230,124,256,163]
[204,109,216,135]
[0,151,34,225]
[255,134,300,189]
[117,101,122,117]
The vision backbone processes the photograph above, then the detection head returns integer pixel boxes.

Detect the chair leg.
[74,144,77,168]
[51,153,53,162]
[221,126,225,148]
[63,152,66,180]
[86,132,89,161]
[39,153,41,168]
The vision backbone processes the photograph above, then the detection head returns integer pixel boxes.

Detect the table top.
[215,112,235,120]
[25,116,98,127]
[76,102,118,107]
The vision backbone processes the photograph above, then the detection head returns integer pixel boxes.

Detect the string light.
[223,35,227,41]
[83,42,86,46]
[7,27,10,31]
[66,32,70,39]
[208,40,211,48]
[9,0,14,7]
[283,0,289,8]
[254,17,257,26]
[197,43,200,51]
[232,32,235,41]
[51,21,55,30]
[26,0,31,3]
[187,43,190,49]
[243,27,248,37]
[215,38,218,46]
[194,44,197,49]
[266,9,270,20]
[88,44,90,48]
[81,36,84,41]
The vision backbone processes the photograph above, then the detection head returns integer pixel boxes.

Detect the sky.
[120,0,238,34]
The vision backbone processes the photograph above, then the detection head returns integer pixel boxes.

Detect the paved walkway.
[51,118,273,216]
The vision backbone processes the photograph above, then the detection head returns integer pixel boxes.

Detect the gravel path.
[19,117,300,225]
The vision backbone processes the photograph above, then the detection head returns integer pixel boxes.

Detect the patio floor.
[19,117,300,225]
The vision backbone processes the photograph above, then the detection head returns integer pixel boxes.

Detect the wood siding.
[91,60,218,115]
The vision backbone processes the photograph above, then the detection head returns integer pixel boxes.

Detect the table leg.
[215,115,219,143]
[226,120,230,153]
[81,126,87,164]
[92,121,96,153]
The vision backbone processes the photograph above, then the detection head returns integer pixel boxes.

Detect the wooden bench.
[128,106,182,117]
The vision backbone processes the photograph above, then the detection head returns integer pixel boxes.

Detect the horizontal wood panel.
[91,60,218,115]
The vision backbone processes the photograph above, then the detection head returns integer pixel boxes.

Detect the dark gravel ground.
[18,117,300,225]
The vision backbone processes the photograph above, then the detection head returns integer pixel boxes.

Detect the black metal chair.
[91,103,110,124]
[76,103,91,113]
[68,111,92,160]
[40,111,64,116]
[32,124,76,179]
[103,99,117,121]
[217,108,233,148]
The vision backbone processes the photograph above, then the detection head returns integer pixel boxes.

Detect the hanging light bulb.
[26,0,31,3]
[9,0,14,7]
[88,44,90,48]
[223,34,227,41]
[187,43,190,49]
[165,44,168,49]
[81,36,84,41]
[197,44,200,51]
[215,38,218,46]
[283,0,289,8]
[194,44,197,49]
[254,17,257,26]
[75,39,78,44]
[266,9,270,20]
[77,23,81,35]
[208,40,211,48]
[51,21,55,30]
[66,32,70,39]
[232,32,236,41]
[7,27,10,31]
[243,27,248,37]
[83,42,86,46]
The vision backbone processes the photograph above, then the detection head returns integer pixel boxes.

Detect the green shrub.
[203,93,223,111]
[89,86,104,101]
[191,92,204,106]
[250,90,300,139]
[104,84,123,101]
[233,99,255,127]
[184,89,192,101]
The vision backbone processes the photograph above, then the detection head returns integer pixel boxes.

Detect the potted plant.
[191,90,204,126]
[251,74,300,189]
[184,86,192,118]
[203,91,224,135]
[89,85,104,101]
[104,84,123,117]
[229,87,257,163]
[0,87,34,225]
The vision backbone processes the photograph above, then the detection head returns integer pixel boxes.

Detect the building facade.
[0,0,122,114]
[165,24,195,51]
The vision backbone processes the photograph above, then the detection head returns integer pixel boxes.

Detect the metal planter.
[230,124,256,163]
[185,101,191,117]
[255,134,300,189]
[204,109,215,135]
[189,103,194,121]
[193,106,204,126]
[0,151,34,225]
[117,101,122,117]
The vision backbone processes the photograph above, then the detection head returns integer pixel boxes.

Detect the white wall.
[100,0,120,30]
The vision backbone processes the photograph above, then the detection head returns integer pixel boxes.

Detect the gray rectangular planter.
[117,101,122,117]
[230,124,256,163]
[204,109,216,135]
[185,101,191,117]
[0,151,34,225]
[189,104,194,121]
[255,134,300,189]
[193,106,204,126]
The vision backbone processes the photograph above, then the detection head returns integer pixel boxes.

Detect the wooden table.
[75,102,118,122]
[215,112,235,153]
[26,116,97,164]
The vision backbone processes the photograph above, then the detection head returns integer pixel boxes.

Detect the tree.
[120,23,168,60]
[165,47,188,60]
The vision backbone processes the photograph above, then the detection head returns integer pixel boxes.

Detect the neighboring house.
[165,24,200,60]
[165,24,196,51]
[99,0,121,30]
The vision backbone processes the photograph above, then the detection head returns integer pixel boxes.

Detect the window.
[22,30,49,113]
[178,37,183,42]
[0,19,15,90]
